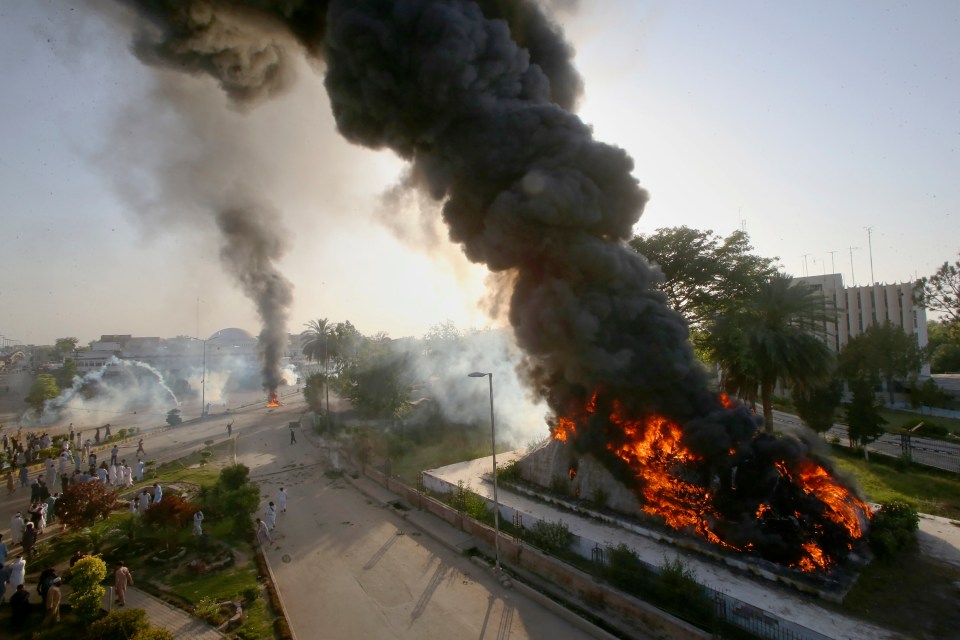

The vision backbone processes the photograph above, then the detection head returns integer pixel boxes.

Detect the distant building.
[793,273,930,376]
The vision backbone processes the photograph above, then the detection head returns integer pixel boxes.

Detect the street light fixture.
[468,371,500,571]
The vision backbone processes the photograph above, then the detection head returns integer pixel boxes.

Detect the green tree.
[926,320,960,373]
[846,379,887,458]
[70,555,108,622]
[708,273,835,433]
[53,336,79,358]
[55,357,79,389]
[839,323,922,404]
[330,320,364,376]
[301,318,331,363]
[199,464,259,536]
[793,377,844,434]
[25,373,60,412]
[629,227,777,334]
[302,372,327,415]
[908,377,952,413]
[341,339,412,420]
[914,256,960,326]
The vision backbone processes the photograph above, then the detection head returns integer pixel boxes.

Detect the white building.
[794,273,930,376]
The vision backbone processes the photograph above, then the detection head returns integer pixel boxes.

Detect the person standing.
[152,483,163,504]
[19,463,28,488]
[5,470,13,495]
[290,425,297,445]
[10,512,24,545]
[278,487,287,513]
[226,422,233,437]
[114,561,133,606]
[10,554,26,588]
[193,510,204,536]
[9,584,30,630]
[255,518,271,546]
[0,533,8,565]
[110,445,119,467]
[44,577,62,624]
[136,459,145,482]
[22,523,37,560]
[136,439,145,456]
[265,502,277,530]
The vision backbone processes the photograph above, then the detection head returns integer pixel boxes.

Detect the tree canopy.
[708,273,835,432]
[301,318,331,363]
[914,256,960,326]
[927,320,960,373]
[839,323,922,404]
[25,373,59,412]
[629,227,778,333]
[53,337,79,358]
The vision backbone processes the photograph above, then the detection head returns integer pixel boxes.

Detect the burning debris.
[105,0,870,571]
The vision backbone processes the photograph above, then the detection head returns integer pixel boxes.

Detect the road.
[1,392,607,640]
[773,408,960,473]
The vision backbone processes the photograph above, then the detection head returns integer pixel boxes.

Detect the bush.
[71,555,108,622]
[900,419,950,439]
[86,608,150,640]
[604,544,655,593]
[870,500,920,559]
[58,481,121,530]
[194,596,222,624]
[526,520,574,554]
[132,629,175,640]
[655,556,713,624]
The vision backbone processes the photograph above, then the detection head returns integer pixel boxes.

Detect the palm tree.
[708,273,836,432]
[301,319,330,363]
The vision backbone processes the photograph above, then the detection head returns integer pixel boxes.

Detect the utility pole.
[849,246,860,286]
[864,226,875,284]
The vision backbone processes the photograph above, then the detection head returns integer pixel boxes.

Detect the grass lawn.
[829,446,960,519]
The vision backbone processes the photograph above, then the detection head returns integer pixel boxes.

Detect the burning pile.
[103,0,870,572]
[553,389,870,572]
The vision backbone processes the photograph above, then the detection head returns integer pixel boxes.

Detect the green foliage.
[70,555,108,622]
[629,227,777,334]
[301,318,331,363]
[200,464,259,536]
[909,378,953,412]
[846,380,888,448]
[654,557,713,625]
[900,417,950,438]
[927,320,960,373]
[303,372,327,415]
[56,357,79,389]
[194,595,222,624]
[341,339,413,420]
[840,323,923,403]
[870,500,919,559]
[497,460,522,484]
[914,256,960,325]
[794,377,844,433]
[25,373,60,411]
[526,520,574,554]
[58,479,120,529]
[604,544,655,593]
[86,608,150,640]
[708,273,836,432]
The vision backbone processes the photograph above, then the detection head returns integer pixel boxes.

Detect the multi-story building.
[793,274,930,376]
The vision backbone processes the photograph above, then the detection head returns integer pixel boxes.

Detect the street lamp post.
[201,340,207,418]
[468,371,500,571]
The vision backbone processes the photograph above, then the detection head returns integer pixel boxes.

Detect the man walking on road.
[290,425,297,445]
[278,487,287,513]
[266,502,277,530]
[256,518,271,545]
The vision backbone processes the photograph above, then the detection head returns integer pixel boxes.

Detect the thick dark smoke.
[109,0,867,569]
[216,206,294,394]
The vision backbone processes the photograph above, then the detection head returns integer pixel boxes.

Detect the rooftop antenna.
[864,226,875,284]
[801,253,811,277]
[827,250,839,275]
[849,246,860,286]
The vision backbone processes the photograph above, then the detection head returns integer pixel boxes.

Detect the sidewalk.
[100,586,227,640]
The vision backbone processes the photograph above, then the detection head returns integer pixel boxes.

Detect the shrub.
[70,555,108,622]
[526,520,573,554]
[654,556,714,626]
[86,608,150,640]
[870,500,920,559]
[58,481,121,530]
[194,596,222,624]
[604,544,655,594]
[143,495,199,549]
[200,464,259,537]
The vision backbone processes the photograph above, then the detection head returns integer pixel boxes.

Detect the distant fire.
[266,391,282,408]
[553,389,871,572]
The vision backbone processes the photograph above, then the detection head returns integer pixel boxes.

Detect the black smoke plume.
[110,0,868,569]
[216,206,294,396]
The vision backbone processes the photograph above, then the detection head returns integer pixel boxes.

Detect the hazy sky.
[1,1,957,346]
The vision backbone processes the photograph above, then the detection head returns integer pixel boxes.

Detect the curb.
[256,546,298,640]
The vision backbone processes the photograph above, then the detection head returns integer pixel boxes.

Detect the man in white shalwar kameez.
[193,511,204,536]
[10,512,24,545]
[278,488,287,513]
[265,502,277,530]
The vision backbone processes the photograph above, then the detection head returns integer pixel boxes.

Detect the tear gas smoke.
[102,0,868,570]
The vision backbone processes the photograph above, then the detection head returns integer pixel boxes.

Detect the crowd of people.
[0,424,152,629]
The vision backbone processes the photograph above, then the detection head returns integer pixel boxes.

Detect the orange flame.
[551,391,869,572]
[266,391,283,408]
